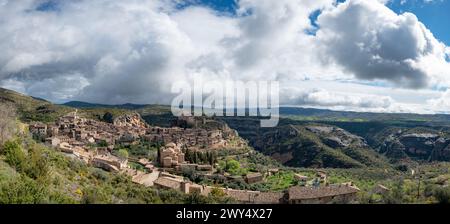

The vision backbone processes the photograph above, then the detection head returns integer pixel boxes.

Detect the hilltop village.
[29,111,360,204]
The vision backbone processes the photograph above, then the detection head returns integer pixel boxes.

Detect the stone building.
[153,176,184,191]
[159,143,185,168]
[29,123,47,136]
[245,173,264,184]
[91,154,128,172]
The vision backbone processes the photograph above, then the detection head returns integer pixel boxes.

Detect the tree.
[185,148,191,162]
[157,147,161,164]
[193,152,199,164]
[181,166,198,181]
[211,152,218,165]
[200,152,207,163]
[0,103,16,145]
[226,159,240,172]
[97,140,108,147]
[207,152,213,165]
[102,112,114,123]
[117,149,129,160]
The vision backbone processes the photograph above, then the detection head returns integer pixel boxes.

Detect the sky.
[388,0,450,46]
[0,0,450,114]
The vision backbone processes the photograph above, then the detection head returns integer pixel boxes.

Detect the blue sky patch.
[306,9,322,36]
[175,0,238,15]
[35,1,60,12]
[387,0,450,45]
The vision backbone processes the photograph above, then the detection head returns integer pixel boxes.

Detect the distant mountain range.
[62,100,450,123]
[62,101,149,110]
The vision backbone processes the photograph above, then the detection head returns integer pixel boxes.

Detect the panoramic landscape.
[1,0,450,207]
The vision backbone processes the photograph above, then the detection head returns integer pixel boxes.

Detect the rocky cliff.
[113,112,148,129]
[378,129,450,161]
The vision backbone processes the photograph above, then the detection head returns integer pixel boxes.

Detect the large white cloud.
[316,0,449,89]
[282,87,393,109]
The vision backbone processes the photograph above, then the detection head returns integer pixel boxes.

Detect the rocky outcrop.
[306,125,368,148]
[399,133,437,157]
[113,112,148,129]
[324,136,347,148]
[379,131,450,161]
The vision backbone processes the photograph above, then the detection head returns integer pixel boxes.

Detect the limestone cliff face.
[113,112,148,129]
[379,131,450,161]
[305,125,368,148]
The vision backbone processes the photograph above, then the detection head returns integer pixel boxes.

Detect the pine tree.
[185,148,192,163]
[157,148,161,164]
[208,152,214,165]
[214,152,218,164]
[201,152,207,164]
[196,152,200,163]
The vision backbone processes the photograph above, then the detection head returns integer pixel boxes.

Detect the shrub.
[0,175,47,204]
[48,191,78,204]
[1,140,26,173]
[221,159,247,176]
[97,140,108,147]
[210,187,226,198]
[25,146,50,182]
[382,179,405,204]
[81,187,111,204]
[91,168,109,182]
[184,192,210,204]
[433,187,450,204]
[395,164,409,172]
[117,149,129,160]
[181,166,198,182]
[226,159,240,171]
[158,189,185,204]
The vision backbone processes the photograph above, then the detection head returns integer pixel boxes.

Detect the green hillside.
[0,88,131,123]
[0,88,73,123]
[0,137,230,204]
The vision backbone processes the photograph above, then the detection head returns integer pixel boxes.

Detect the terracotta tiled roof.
[224,190,260,202]
[253,192,284,204]
[222,189,283,204]
[153,177,182,190]
[246,172,263,178]
[288,185,359,200]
